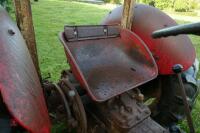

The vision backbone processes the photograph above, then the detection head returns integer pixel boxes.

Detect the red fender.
[0,7,51,132]
[102,4,196,75]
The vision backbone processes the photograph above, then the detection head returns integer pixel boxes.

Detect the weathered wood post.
[13,0,41,78]
[121,0,135,29]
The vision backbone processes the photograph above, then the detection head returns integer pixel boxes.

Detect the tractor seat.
[60,25,158,102]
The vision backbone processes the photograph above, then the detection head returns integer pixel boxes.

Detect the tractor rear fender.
[0,6,51,133]
[102,4,196,75]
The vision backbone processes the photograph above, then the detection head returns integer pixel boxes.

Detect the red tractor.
[0,3,199,133]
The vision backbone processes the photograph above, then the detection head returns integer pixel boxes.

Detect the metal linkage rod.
[173,64,195,133]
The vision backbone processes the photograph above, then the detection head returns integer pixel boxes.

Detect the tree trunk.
[13,0,41,78]
[121,0,135,29]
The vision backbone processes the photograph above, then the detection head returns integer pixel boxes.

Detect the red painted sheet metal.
[60,27,158,102]
[102,4,196,75]
[0,7,51,132]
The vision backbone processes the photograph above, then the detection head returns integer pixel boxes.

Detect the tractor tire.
[0,95,26,133]
[0,95,11,133]
[139,59,199,131]
[0,119,11,133]
[152,75,199,127]
[153,58,199,128]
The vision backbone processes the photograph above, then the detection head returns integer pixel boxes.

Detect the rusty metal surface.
[64,25,120,41]
[44,73,87,133]
[0,6,51,132]
[102,4,196,75]
[127,117,169,133]
[60,25,158,101]
[86,90,168,133]
[59,77,87,133]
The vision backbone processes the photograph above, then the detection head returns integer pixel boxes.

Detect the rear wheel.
[0,95,26,133]
[141,73,199,130]
[153,75,198,126]
[0,94,11,133]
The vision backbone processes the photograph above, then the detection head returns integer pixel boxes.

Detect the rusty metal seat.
[59,25,158,102]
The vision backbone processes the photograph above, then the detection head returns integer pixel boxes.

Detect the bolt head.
[172,64,183,74]
[8,29,15,36]
[137,94,144,102]
[68,90,76,97]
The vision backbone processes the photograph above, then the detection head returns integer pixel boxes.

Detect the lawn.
[18,0,200,132]
[31,0,115,81]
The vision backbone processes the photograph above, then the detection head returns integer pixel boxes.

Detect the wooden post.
[121,0,135,29]
[13,0,41,78]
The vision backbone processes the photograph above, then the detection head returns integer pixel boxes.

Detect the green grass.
[30,1,112,132]
[31,0,112,81]
[164,9,199,17]
[13,0,200,132]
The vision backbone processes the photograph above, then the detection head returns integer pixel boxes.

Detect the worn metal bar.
[173,64,195,133]
[121,0,135,29]
[13,0,41,78]
[177,73,195,133]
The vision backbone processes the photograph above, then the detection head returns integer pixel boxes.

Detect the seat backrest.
[64,25,120,41]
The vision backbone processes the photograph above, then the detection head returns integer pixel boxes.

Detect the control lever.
[172,64,195,133]
[152,22,200,38]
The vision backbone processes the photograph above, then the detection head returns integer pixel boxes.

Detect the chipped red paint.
[0,7,51,133]
[102,4,196,75]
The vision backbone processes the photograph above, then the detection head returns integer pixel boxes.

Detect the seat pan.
[60,26,158,101]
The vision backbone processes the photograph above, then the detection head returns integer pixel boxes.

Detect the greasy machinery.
[0,2,200,133]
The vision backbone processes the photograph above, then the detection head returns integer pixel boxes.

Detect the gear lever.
[172,64,195,133]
